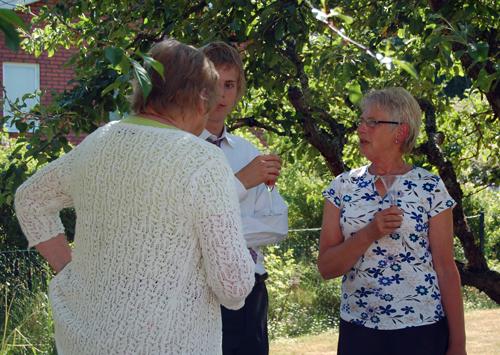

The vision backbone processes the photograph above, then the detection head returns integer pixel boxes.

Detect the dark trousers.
[338,318,449,355]
[221,273,269,355]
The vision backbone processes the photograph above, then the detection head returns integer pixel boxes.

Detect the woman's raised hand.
[365,206,403,241]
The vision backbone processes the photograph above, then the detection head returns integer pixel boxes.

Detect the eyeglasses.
[357,118,400,128]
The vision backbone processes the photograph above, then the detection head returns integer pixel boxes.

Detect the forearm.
[35,233,72,273]
[318,227,374,279]
[436,265,466,351]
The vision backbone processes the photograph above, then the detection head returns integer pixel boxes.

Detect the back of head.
[130,39,219,115]
[361,87,422,153]
[200,41,246,100]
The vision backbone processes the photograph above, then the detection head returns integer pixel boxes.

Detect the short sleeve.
[322,174,344,208]
[427,176,456,218]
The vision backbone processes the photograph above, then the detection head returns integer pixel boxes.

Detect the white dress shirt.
[200,128,289,275]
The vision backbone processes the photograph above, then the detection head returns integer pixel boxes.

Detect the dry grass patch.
[270,308,500,355]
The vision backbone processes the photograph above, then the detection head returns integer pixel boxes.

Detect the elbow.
[14,185,26,212]
[317,259,337,280]
[216,268,255,310]
[218,278,255,310]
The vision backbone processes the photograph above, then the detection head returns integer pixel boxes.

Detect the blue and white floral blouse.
[322,165,456,330]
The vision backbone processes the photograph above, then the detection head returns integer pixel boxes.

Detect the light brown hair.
[200,41,246,100]
[130,39,219,115]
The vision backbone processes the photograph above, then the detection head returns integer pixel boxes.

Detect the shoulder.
[408,166,442,185]
[177,133,229,164]
[334,165,368,184]
[226,133,260,155]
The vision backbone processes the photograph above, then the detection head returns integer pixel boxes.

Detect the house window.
[2,62,40,132]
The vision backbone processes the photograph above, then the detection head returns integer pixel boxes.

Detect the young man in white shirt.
[200,41,288,355]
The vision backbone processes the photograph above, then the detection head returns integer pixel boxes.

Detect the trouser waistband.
[255,273,268,284]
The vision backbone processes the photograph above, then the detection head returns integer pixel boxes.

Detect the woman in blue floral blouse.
[318,87,466,355]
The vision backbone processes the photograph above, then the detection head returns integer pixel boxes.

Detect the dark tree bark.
[456,261,500,304]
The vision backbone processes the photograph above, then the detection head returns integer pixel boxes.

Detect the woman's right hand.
[365,206,403,241]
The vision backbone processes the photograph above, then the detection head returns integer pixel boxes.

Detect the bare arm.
[428,209,466,355]
[317,201,403,279]
[35,233,72,274]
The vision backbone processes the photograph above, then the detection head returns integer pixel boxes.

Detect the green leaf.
[141,54,165,80]
[330,7,353,25]
[0,20,21,51]
[393,59,418,79]
[101,80,122,97]
[0,9,26,29]
[476,68,495,92]
[469,42,489,63]
[346,81,362,105]
[131,59,152,100]
[104,47,124,65]
[117,55,131,74]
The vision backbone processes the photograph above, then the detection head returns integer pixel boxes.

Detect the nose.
[219,84,226,98]
[357,121,367,133]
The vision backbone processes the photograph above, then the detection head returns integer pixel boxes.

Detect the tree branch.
[227,116,287,136]
[417,99,489,271]
[281,40,347,175]
[456,261,500,304]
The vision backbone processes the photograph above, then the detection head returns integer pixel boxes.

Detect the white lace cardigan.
[15,121,255,355]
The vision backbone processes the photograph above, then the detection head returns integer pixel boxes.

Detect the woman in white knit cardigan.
[14,39,255,355]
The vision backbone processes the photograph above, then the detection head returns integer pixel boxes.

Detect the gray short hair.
[360,87,422,153]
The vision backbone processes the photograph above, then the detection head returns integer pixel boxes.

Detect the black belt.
[255,273,268,284]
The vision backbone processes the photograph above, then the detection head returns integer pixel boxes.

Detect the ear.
[196,97,208,117]
[397,123,410,142]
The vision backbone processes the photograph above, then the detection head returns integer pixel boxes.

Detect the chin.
[208,114,226,124]
[358,146,373,161]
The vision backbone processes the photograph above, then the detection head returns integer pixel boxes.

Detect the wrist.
[355,226,375,245]
[235,172,249,189]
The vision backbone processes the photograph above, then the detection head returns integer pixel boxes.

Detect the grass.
[270,308,500,355]
[1,285,56,355]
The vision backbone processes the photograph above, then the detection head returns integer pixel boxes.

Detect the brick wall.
[0,0,76,107]
[0,0,81,143]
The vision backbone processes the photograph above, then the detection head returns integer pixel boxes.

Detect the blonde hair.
[130,39,219,115]
[361,87,422,153]
[200,41,246,100]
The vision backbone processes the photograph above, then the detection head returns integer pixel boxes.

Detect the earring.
[395,139,399,144]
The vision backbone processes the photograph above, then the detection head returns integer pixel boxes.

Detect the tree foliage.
[1,0,499,301]
[0,8,26,51]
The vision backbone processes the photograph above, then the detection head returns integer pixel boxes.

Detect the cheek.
[227,89,238,104]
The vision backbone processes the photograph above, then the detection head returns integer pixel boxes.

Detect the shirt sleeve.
[427,176,457,218]
[15,149,76,248]
[190,151,255,310]
[322,173,343,208]
[242,184,288,248]
[233,175,249,201]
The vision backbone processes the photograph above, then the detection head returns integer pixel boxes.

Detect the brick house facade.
[1,0,78,140]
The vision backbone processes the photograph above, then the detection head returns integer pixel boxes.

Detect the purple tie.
[206,136,257,263]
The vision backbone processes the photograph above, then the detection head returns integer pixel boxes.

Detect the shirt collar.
[200,127,235,147]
